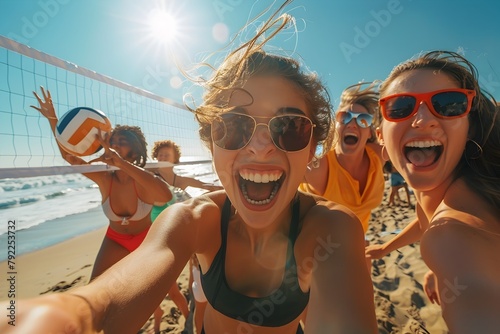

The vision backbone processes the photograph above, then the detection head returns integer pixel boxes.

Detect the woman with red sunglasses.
[0,3,378,334]
[375,51,500,333]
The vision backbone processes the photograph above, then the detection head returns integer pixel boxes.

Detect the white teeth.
[239,169,283,205]
[405,140,442,148]
[239,170,283,183]
[241,183,279,205]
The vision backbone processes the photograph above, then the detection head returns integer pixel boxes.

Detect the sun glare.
[147,9,179,45]
[131,2,204,91]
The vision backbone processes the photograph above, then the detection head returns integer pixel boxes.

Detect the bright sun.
[133,2,194,90]
[146,9,179,45]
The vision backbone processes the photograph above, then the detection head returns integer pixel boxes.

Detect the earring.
[308,156,320,170]
[465,138,483,160]
[381,145,390,161]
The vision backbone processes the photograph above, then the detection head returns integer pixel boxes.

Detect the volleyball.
[55,107,112,157]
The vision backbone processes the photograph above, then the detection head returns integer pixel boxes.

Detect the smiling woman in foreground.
[0,2,378,333]
[377,50,500,333]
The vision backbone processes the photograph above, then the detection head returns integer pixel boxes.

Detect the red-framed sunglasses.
[379,88,476,122]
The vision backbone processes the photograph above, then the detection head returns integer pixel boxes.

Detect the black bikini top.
[200,197,310,327]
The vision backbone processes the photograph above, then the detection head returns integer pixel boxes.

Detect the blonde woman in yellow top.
[301,82,385,234]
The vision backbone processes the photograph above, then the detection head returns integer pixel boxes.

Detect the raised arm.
[175,174,222,192]
[31,87,90,167]
[91,132,172,204]
[365,217,423,260]
[31,87,109,185]
[121,161,172,204]
[366,202,428,260]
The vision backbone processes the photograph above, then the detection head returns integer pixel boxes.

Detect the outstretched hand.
[31,86,57,120]
[88,129,123,167]
[30,86,87,165]
[423,270,440,305]
[365,243,387,261]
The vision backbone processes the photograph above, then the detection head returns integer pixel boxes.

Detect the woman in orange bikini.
[32,86,172,280]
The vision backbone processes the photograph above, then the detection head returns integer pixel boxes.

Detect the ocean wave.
[0,189,101,235]
[0,190,74,209]
[19,195,46,205]
[0,199,18,209]
[0,174,92,192]
[0,162,216,238]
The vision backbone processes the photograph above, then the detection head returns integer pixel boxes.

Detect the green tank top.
[150,186,191,222]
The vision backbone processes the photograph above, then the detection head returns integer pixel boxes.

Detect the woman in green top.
[150,139,221,333]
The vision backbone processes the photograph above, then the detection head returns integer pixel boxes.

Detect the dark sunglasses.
[336,111,373,128]
[211,112,315,152]
[380,88,476,122]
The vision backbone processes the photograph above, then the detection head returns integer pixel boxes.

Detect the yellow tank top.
[300,146,384,233]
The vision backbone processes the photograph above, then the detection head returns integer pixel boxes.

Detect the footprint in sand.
[373,276,400,292]
[66,263,92,277]
[40,276,85,294]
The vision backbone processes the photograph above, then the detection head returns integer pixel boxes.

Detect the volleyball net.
[0,35,212,179]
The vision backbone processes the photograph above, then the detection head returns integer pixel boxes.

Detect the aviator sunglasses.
[336,111,373,128]
[211,111,315,152]
[380,88,476,122]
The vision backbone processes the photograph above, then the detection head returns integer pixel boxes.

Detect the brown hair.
[338,81,380,142]
[111,125,148,167]
[187,1,334,157]
[151,140,181,164]
[380,51,500,208]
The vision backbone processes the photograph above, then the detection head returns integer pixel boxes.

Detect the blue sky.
[1,0,499,107]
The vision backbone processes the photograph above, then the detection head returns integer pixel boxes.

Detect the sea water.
[0,161,218,261]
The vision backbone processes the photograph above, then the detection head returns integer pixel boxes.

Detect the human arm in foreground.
[0,197,214,333]
[300,197,378,333]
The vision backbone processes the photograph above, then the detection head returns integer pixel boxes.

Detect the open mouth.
[343,134,359,145]
[239,169,283,205]
[404,140,443,167]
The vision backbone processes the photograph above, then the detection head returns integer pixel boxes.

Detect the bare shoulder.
[299,191,361,231]
[150,190,225,240]
[367,142,385,163]
[174,190,225,216]
[296,192,365,252]
[294,192,369,298]
[88,171,112,195]
[421,213,500,332]
[302,155,329,194]
[421,215,500,277]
